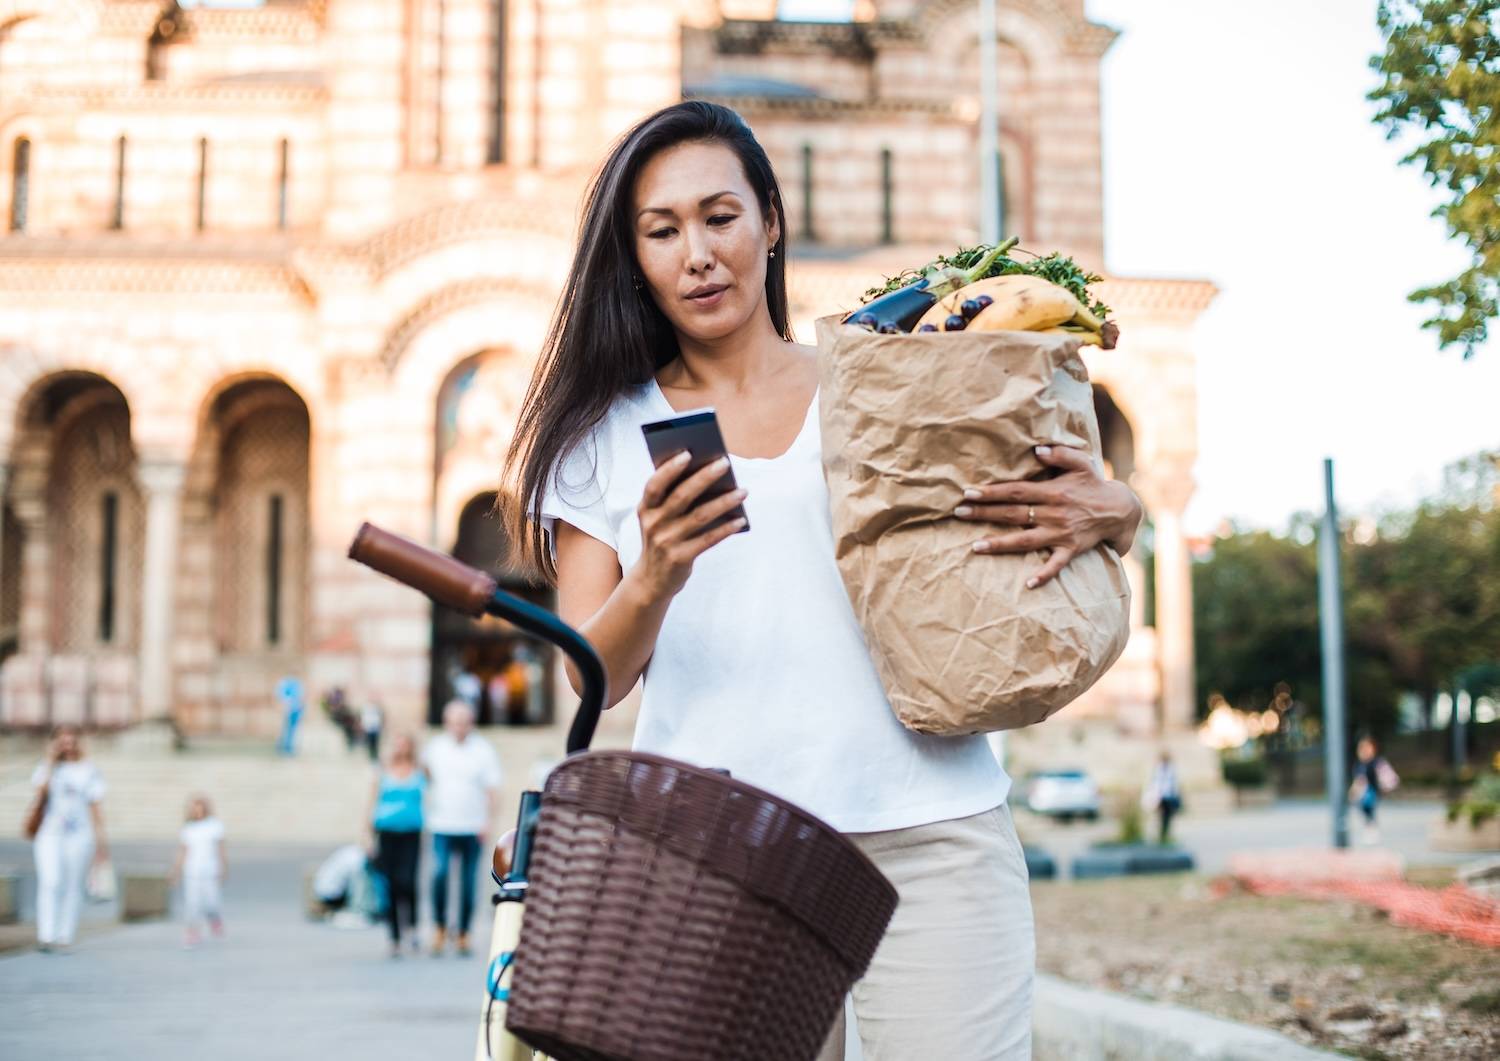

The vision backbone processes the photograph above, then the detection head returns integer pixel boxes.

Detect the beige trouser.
[816,804,1035,1061]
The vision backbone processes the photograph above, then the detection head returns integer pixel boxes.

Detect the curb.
[1035,974,1345,1060]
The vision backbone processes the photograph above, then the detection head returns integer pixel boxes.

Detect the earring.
[768,250,776,259]
[632,275,643,291]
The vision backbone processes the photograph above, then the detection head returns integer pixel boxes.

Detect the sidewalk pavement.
[0,843,482,1061]
[1019,798,1482,879]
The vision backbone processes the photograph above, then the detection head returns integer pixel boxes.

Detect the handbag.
[86,860,118,903]
[22,787,47,840]
[1375,758,1401,795]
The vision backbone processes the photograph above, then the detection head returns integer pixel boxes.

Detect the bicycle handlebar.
[348,522,606,755]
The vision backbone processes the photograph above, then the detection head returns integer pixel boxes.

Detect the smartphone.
[640,408,750,534]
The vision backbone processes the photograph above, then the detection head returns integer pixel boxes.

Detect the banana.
[966,275,1084,332]
[913,275,1053,332]
[1035,326,1104,347]
[913,273,1105,335]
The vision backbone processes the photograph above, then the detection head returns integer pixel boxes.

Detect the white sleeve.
[538,429,617,557]
[30,761,49,787]
[86,765,106,803]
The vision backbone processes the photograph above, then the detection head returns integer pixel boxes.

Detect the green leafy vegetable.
[860,243,1111,320]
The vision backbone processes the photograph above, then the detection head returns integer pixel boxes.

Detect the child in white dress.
[170,795,227,947]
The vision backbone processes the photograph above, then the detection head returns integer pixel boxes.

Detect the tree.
[1369,1,1500,359]
[1192,451,1500,736]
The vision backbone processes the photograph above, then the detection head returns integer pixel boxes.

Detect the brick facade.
[0,0,1211,746]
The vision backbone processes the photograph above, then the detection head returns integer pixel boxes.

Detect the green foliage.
[1461,989,1500,1016]
[1369,1,1500,358]
[1194,451,1500,730]
[1221,755,1270,788]
[1192,529,1325,717]
[1445,772,1500,822]
[859,243,1111,319]
[1116,800,1145,845]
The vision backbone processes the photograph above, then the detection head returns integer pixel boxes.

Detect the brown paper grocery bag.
[815,315,1131,736]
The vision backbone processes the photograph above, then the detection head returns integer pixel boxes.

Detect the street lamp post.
[1318,458,1350,848]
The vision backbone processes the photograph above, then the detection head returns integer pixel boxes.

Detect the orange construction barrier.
[1226,849,1500,948]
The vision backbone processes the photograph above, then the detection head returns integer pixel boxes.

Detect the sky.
[779,0,1500,535]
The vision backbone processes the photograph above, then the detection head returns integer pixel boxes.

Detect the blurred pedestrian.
[1350,737,1400,844]
[276,675,305,755]
[421,700,501,957]
[367,732,425,958]
[28,724,109,953]
[322,686,358,752]
[1142,750,1182,845]
[360,699,384,763]
[451,664,482,711]
[170,794,226,948]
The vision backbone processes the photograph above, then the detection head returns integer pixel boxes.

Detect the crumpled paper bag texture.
[815,316,1131,736]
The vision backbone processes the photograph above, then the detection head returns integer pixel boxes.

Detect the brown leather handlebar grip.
[347,522,497,617]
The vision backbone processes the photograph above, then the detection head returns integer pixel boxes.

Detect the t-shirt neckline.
[649,377,819,464]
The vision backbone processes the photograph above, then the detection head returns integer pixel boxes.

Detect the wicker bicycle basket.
[504,750,899,1061]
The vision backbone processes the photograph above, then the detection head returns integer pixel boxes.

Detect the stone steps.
[2,701,642,844]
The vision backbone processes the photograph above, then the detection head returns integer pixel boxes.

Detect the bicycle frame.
[343,523,606,1061]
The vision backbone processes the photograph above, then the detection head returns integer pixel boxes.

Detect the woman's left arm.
[89,802,109,864]
[955,444,1143,589]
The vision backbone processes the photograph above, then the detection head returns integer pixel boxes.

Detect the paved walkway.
[0,842,483,1061]
[1019,797,1482,878]
[1,800,1486,1059]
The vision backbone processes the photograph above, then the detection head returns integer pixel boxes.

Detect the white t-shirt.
[540,381,1010,834]
[180,817,225,878]
[421,733,503,835]
[30,760,106,838]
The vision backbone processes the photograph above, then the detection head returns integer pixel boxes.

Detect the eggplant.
[843,237,1018,333]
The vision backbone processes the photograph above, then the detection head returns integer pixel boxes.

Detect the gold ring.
[1027,505,1036,527]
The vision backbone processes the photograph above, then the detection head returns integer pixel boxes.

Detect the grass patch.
[1461,989,1500,1016]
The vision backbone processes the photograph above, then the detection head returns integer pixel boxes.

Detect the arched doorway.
[429,491,556,727]
[180,377,310,735]
[0,373,143,728]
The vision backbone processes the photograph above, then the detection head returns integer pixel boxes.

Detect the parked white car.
[1023,769,1101,821]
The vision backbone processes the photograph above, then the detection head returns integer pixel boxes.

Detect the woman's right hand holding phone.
[627,451,747,602]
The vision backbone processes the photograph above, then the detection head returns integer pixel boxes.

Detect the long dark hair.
[502,101,792,582]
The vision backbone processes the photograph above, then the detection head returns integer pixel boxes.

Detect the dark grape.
[877,321,901,334]
[975,294,994,309]
[850,311,878,331]
[944,314,967,332]
[960,299,982,320]
[917,323,939,333]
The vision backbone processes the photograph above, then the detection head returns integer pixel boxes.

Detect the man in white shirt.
[421,700,502,956]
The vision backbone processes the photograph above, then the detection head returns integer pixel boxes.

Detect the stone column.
[1153,504,1196,731]
[137,460,186,725]
[1134,464,1197,732]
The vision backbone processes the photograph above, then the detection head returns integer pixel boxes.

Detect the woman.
[1350,736,1398,844]
[503,102,1141,1059]
[29,724,109,953]
[366,732,425,957]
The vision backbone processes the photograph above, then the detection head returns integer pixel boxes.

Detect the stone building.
[0,0,1213,782]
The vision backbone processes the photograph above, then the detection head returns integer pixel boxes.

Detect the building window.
[266,493,283,645]
[276,138,289,230]
[800,143,815,242]
[10,137,29,232]
[880,147,894,244]
[196,138,208,231]
[99,491,119,643]
[487,1,507,164]
[111,136,126,230]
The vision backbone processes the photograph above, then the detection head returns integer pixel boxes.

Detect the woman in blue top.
[366,733,425,957]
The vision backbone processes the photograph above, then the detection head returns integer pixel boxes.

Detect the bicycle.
[349,522,600,1060]
[349,522,896,1061]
